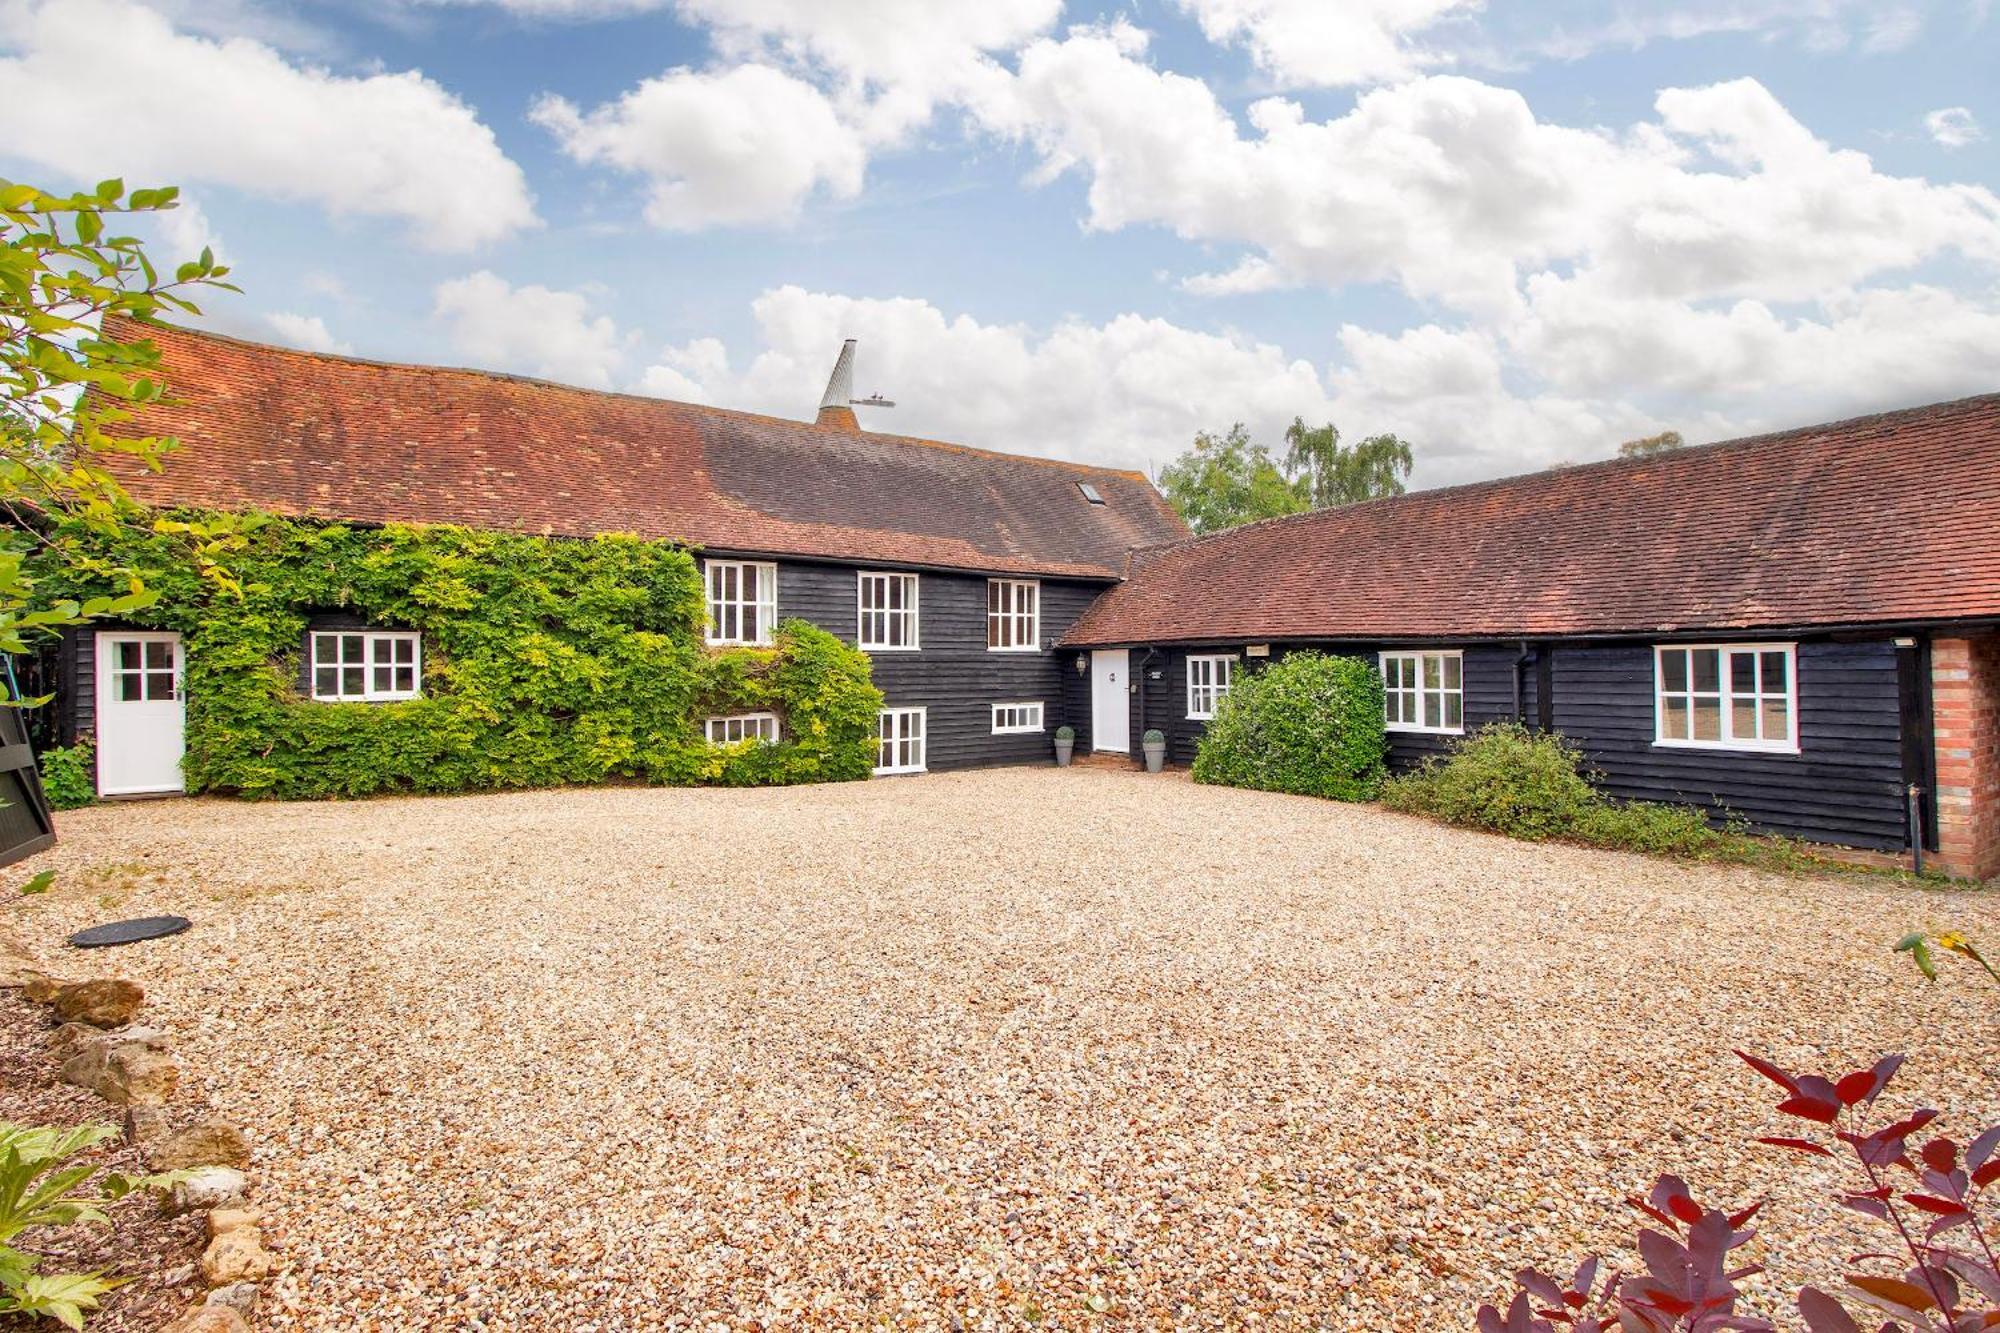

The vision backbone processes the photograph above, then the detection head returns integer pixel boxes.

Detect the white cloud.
[1180,255,1289,297]
[431,272,628,389]
[532,64,867,229]
[0,0,536,251]
[992,32,2000,318]
[264,312,352,355]
[154,194,224,264]
[636,286,1342,477]
[1927,106,1986,149]
[1174,0,1479,87]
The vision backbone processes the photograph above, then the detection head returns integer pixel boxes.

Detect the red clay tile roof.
[102,317,1187,580]
[1063,393,2000,646]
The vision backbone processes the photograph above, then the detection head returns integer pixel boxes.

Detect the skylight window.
[1077,481,1106,505]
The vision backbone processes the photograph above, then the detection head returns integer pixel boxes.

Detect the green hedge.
[37,740,96,810]
[30,512,882,799]
[1383,723,1809,867]
[1191,650,1387,800]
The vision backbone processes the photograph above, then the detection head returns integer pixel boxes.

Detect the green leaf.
[1893,931,1924,952]
[73,212,100,244]
[1910,939,1937,982]
[93,178,122,203]
[17,870,53,896]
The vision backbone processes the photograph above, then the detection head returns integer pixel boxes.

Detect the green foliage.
[1,177,242,658]
[31,512,883,799]
[1054,725,1074,741]
[1381,723,1598,841]
[1142,729,1164,745]
[1897,930,2000,987]
[1156,419,1416,534]
[1617,429,1685,458]
[16,869,53,896]
[1282,418,1413,508]
[1191,652,1386,801]
[0,1121,189,1329]
[1156,423,1307,534]
[1384,723,1813,868]
[36,741,93,810]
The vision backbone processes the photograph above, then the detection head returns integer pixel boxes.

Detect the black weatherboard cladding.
[768,558,1105,771]
[1133,637,1908,850]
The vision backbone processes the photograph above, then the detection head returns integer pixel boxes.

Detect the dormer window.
[1077,481,1106,505]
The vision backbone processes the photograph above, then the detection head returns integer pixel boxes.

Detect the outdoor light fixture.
[1075,653,1088,675]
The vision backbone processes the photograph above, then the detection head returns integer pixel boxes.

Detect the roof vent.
[815,340,895,430]
[1077,481,1107,505]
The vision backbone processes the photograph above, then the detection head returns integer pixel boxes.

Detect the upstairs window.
[858,572,919,651]
[705,560,777,646]
[1381,650,1463,734]
[1186,654,1235,720]
[311,631,421,702]
[987,579,1040,651]
[706,713,779,745]
[1655,644,1796,751]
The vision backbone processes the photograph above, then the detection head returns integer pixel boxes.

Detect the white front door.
[1091,649,1130,753]
[94,632,185,796]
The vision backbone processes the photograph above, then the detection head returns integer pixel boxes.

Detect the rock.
[52,978,144,1027]
[53,1021,167,1061]
[165,1167,248,1217]
[199,1227,277,1285]
[207,1207,261,1239]
[22,973,70,1004]
[60,1043,177,1106]
[1,953,44,987]
[160,1307,250,1333]
[204,1283,260,1317]
[145,1118,252,1171]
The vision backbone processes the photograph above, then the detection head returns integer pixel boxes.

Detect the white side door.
[1090,649,1130,753]
[94,631,185,796]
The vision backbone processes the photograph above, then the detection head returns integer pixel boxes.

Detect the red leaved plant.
[1476,1053,2000,1333]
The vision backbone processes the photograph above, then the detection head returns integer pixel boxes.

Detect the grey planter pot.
[1142,741,1166,773]
[1054,738,1074,766]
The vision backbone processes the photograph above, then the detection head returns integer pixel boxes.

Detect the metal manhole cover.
[68,916,191,949]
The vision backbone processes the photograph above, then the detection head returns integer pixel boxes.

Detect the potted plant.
[1142,728,1167,773]
[1053,725,1075,766]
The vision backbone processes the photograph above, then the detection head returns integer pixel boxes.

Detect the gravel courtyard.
[6,769,1997,1330]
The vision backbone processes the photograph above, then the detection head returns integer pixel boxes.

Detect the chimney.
[815,339,860,430]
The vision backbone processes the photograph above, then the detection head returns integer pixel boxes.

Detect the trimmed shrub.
[37,740,95,810]
[1380,723,1596,841]
[1191,651,1386,800]
[29,511,884,799]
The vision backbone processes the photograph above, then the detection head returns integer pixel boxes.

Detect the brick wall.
[1932,633,2000,881]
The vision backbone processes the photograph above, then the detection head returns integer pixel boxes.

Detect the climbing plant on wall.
[31,511,883,799]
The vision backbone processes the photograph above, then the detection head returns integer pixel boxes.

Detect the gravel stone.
[7,771,1996,1329]
[53,977,145,1027]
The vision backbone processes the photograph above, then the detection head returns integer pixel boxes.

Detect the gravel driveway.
[6,769,1996,1330]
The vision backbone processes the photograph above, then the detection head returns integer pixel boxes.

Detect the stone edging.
[14,966,276,1332]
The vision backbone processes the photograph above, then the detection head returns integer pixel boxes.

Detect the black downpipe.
[1512,640,1533,726]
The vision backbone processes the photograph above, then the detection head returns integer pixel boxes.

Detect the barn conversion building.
[51,319,2000,880]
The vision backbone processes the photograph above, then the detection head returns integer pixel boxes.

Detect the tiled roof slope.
[1064,393,2000,646]
[101,317,1187,580]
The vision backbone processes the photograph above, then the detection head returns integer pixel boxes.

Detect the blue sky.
[2,0,1996,486]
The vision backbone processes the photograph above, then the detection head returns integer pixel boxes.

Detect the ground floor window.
[311,630,421,701]
[875,707,927,774]
[1380,650,1462,733]
[991,701,1044,734]
[1654,643,1796,751]
[705,712,779,745]
[1186,655,1235,719]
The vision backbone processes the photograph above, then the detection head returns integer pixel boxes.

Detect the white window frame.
[705,712,779,745]
[1653,643,1800,754]
[857,572,920,652]
[310,630,422,702]
[704,560,778,646]
[1186,654,1237,720]
[875,706,927,774]
[987,579,1041,652]
[991,701,1045,734]
[1379,650,1465,735]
